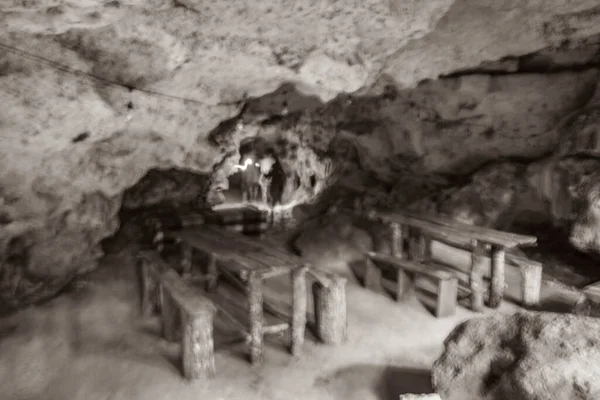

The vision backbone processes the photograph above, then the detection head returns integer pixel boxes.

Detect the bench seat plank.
[366,251,458,318]
[367,252,457,281]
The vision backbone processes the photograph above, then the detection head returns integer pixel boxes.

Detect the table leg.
[291,266,308,356]
[205,254,218,292]
[181,243,193,279]
[469,241,486,312]
[248,272,264,365]
[488,246,506,309]
[390,223,404,258]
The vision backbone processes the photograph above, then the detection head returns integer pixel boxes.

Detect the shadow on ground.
[314,364,433,400]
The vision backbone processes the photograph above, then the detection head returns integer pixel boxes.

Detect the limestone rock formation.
[570,170,600,254]
[2,0,600,311]
[432,312,600,400]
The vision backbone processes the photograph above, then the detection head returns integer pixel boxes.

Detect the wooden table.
[164,225,348,364]
[372,210,538,310]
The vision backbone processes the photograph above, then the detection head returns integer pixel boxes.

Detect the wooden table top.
[166,225,303,277]
[375,210,537,249]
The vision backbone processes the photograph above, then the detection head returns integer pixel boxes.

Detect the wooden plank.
[375,210,537,248]
[367,252,457,281]
[159,269,216,318]
[436,278,458,318]
[166,229,285,277]
[184,226,296,270]
[202,281,288,331]
[201,226,300,268]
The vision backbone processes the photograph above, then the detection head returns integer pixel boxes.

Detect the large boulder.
[432,312,600,400]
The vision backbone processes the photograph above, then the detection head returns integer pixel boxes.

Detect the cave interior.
[2,2,600,400]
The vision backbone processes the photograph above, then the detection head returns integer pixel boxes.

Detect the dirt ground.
[1,189,589,400]
[0,244,524,400]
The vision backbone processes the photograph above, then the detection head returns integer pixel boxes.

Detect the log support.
[180,242,193,278]
[364,255,383,292]
[248,272,264,365]
[390,223,404,258]
[291,266,308,356]
[520,263,542,307]
[487,245,506,308]
[312,274,348,345]
[469,240,486,312]
[139,258,154,316]
[181,309,216,380]
[205,254,219,292]
[436,278,458,318]
[161,286,181,342]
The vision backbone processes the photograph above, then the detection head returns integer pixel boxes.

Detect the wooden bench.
[165,225,348,364]
[365,252,459,318]
[365,209,538,311]
[137,250,217,380]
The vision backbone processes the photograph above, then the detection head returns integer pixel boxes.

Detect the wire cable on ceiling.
[0,41,246,108]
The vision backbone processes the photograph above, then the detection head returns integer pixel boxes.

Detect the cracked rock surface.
[432,312,600,400]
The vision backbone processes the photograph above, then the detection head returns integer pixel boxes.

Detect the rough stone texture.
[2,1,600,310]
[570,170,600,254]
[432,312,600,400]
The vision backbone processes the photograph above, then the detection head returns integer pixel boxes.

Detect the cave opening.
[222,136,276,206]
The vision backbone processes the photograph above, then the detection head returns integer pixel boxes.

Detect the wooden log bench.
[137,250,217,380]
[168,225,349,351]
[365,252,459,318]
[366,210,538,312]
[423,238,543,308]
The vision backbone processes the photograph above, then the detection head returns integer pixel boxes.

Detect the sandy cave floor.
[0,186,593,400]
[0,244,524,400]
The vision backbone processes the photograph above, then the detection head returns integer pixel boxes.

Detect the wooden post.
[312,275,347,345]
[469,240,486,312]
[291,266,308,355]
[407,228,423,261]
[181,308,216,380]
[488,245,506,309]
[520,263,542,307]
[248,272,264,365]
[364,255,383,292]
[397,269,413,302]
[161,287,181,342]
[390,223,404,258]
[390,223,412,301]
[436,277,458,318]
[139,258,154,316]
[419,235,431,260]
[205,254,219,292]
[180,243,193,279]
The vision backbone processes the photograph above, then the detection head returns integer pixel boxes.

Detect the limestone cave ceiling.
[2,0,600,310]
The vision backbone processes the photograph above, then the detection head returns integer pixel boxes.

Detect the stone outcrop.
[432,312,600,400]
[2,1,600,311]
[570,170,600,254]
